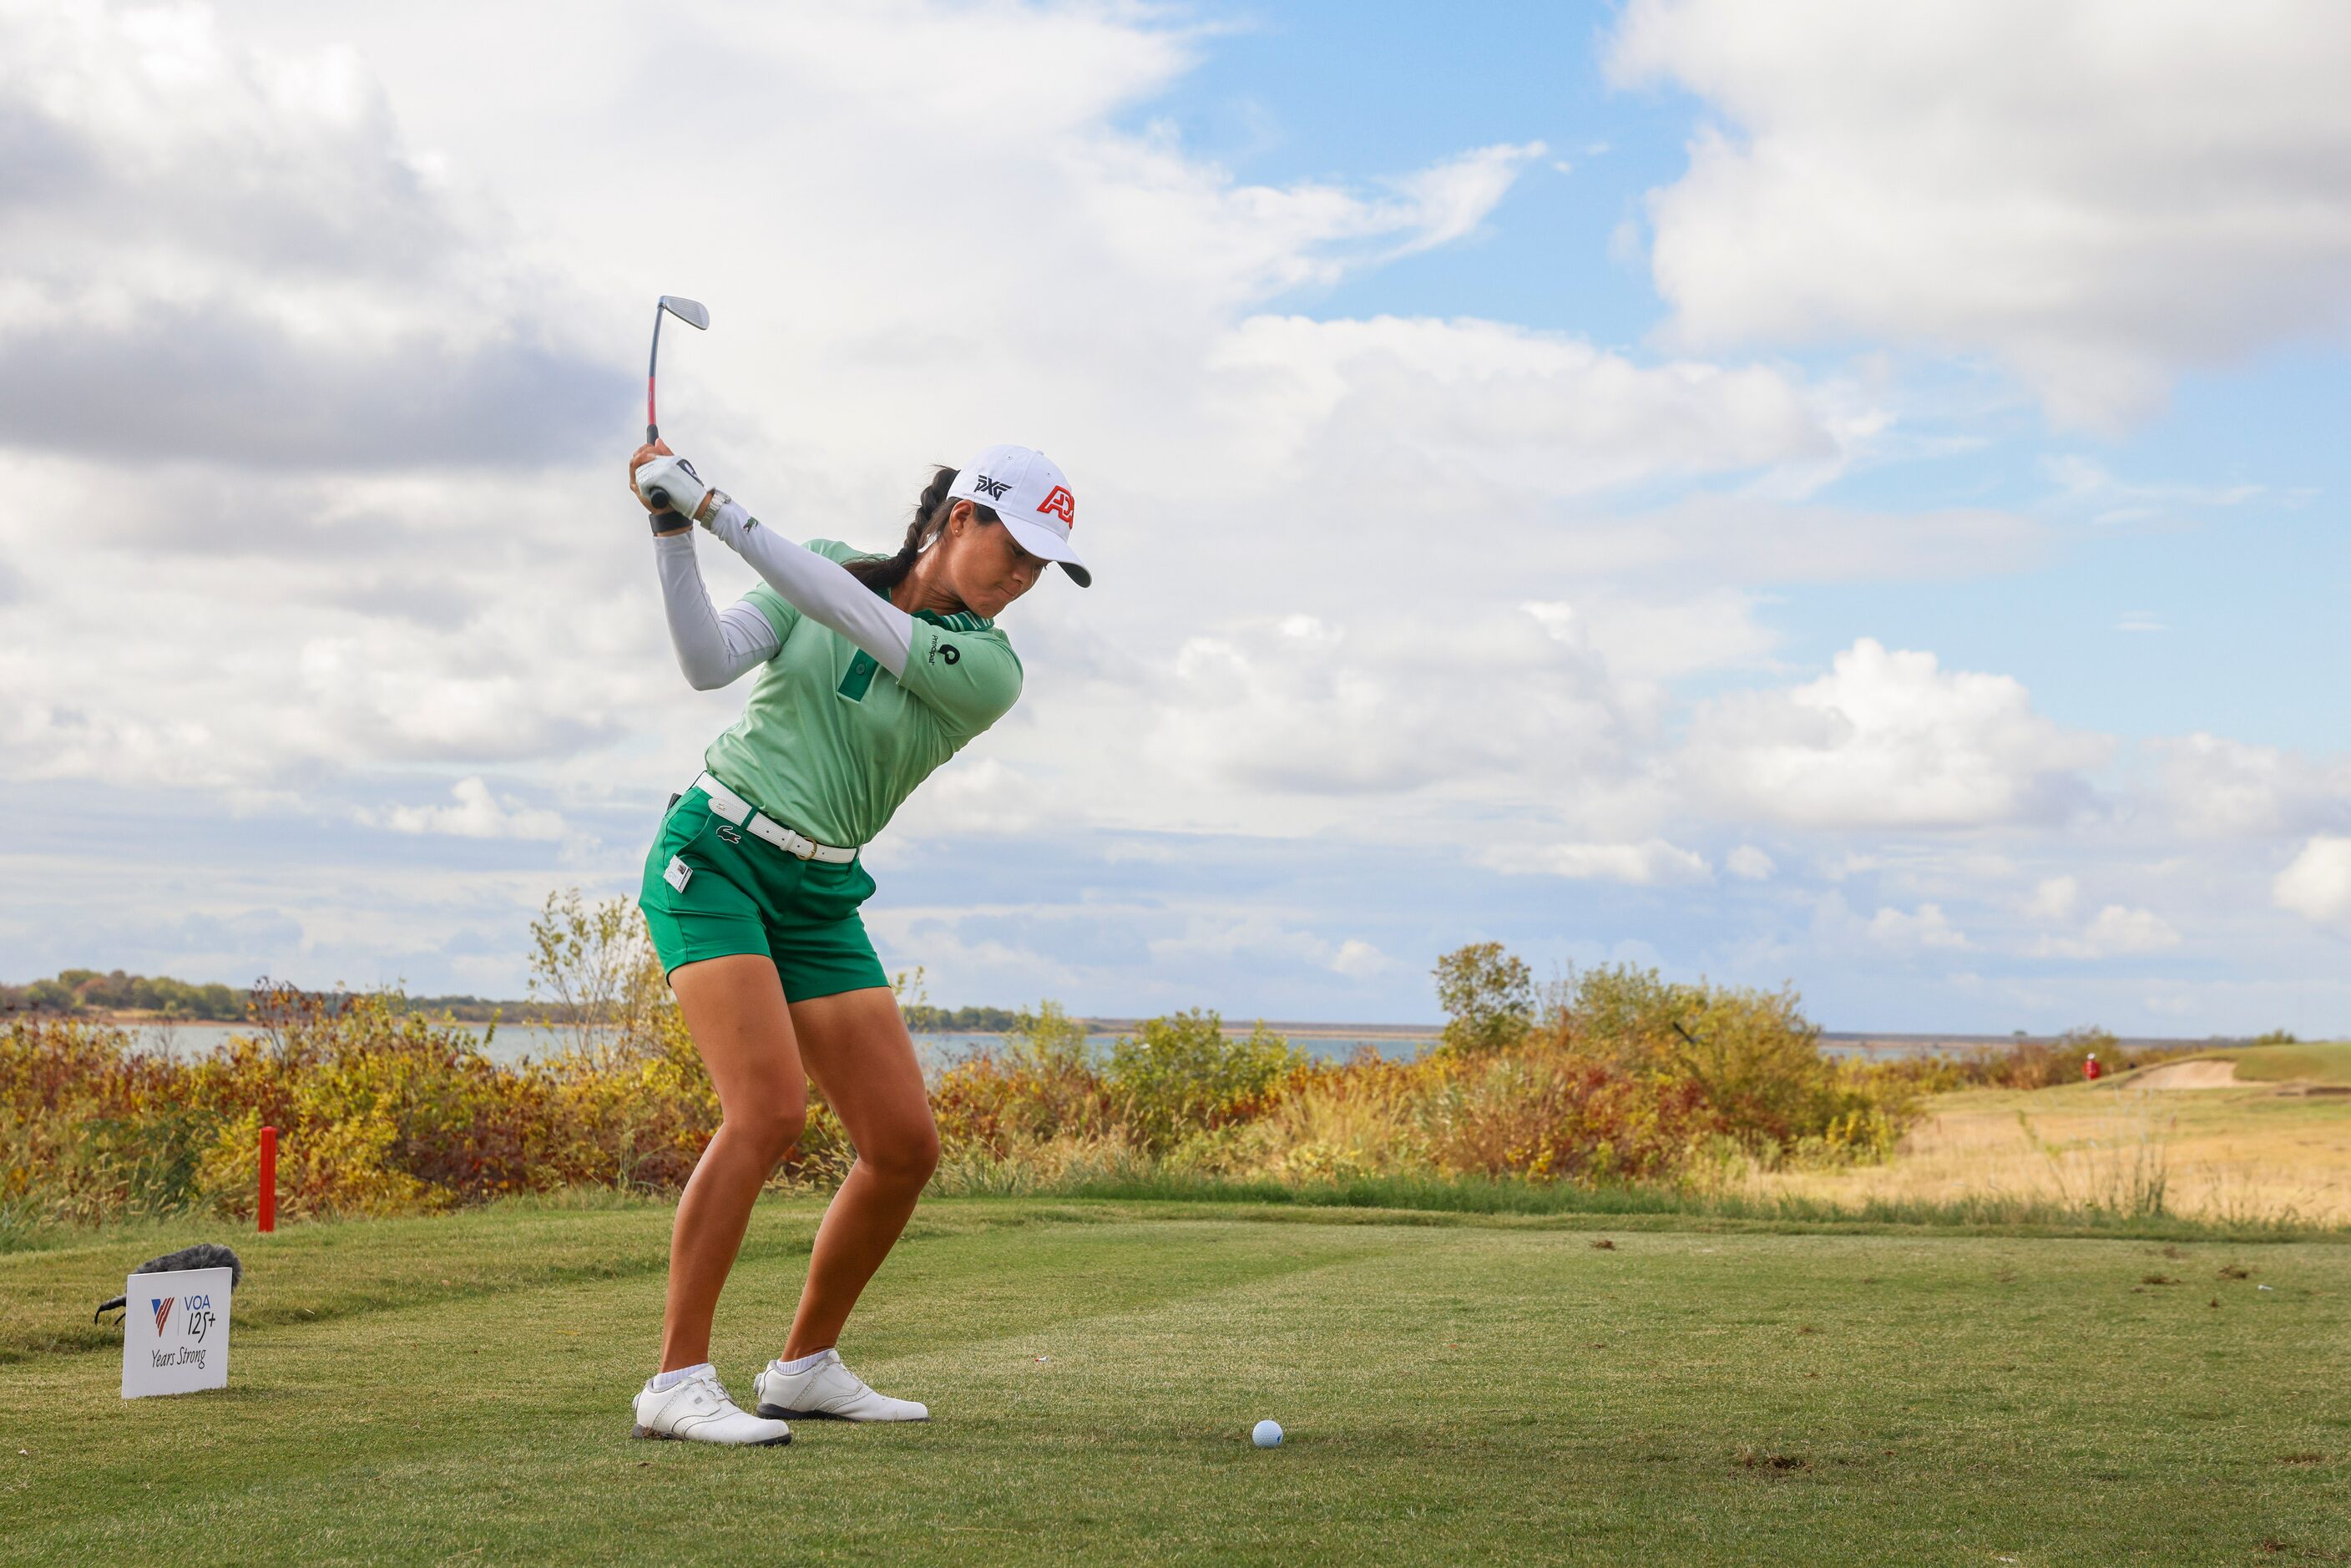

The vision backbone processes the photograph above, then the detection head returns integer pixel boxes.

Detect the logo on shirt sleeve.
[928,639,962,665]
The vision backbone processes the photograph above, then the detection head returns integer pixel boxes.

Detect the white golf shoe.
[631,1367,792,1445]
[753,1349,929,1422]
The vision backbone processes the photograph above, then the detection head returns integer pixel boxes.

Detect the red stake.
[258,1125,278,1234]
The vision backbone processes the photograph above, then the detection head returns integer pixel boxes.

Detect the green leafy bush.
[1433,942,1534,1055]
[1105,1011,1304,1152]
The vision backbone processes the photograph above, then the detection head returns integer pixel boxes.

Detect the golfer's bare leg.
[660,954,806,1373]
[782,987,939,1358]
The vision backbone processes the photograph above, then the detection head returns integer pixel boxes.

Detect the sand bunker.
[2133,1060,2239,1090]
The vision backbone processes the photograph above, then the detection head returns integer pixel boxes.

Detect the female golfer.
[623,441,1088,1444]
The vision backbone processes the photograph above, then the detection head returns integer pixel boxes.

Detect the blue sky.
[1170,5,1689,335]
[1,1,2347,1033]
[1143,2,2350,755]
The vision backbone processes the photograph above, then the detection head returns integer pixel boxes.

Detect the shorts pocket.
[642,796,722,908]
[775,860,874,928]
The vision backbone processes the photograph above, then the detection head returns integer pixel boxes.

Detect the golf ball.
[1251,1419,1283,1448]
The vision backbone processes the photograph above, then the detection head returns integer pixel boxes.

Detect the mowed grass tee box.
[6,1197,2349,1565]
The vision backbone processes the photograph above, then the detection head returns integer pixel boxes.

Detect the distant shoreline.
[9,1008,2262,1052]
[34,1008,1443,1038]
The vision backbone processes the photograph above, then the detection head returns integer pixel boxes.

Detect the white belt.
[691,772,858,863]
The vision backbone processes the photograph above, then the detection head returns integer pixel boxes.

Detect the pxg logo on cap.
[945,444,1090,587]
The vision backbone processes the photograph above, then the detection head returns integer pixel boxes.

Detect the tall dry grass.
[1743,1083,2351,1227]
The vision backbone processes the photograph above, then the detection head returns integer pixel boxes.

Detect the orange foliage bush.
[5,942,1964,1233]
[2,986,739,1230]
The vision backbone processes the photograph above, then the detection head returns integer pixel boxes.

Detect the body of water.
[104,1020,1434,1070]
[78,1021,2225,1070]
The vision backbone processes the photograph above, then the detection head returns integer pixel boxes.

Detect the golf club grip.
[646,486,672,511]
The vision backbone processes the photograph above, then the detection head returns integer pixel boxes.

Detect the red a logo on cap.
[1036,486,1075,526]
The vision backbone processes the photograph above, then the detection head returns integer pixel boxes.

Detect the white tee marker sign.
[120,1267,234,1399]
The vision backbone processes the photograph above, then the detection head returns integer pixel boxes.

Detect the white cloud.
[1142,911,1365,978]
[1528,592,1777,683]
[2275,836,2351,928]
[2086,905,2182,955]
[2045,456,2272,527]
[1682,638,2111,828]
[1725,845,1775,882]
[2025,875,2080,922]
[2152,733,2351,837]
[879,757,1055,844]
[1205,312,1834,513]
[1868,903,1969,951]
[0,1,1843,827]
[362,776,566,840]
[2034,904,2183,959]
[1382,142,1550,255]
[0,1,614,465]
[1534,495,2044,586]
[1484,839,1712,886]
[1146,608,1635,803]
[1610,0,2351,427]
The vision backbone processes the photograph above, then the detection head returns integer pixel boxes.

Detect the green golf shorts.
[638,784,888,1001]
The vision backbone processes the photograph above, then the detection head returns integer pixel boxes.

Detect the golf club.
[644,294,710,513]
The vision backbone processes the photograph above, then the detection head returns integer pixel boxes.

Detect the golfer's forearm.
[654,530,780,688]
[701,498,913,676]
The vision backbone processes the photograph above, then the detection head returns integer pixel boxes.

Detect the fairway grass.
[5,1200,2349,1564]
[2212,1040,2351,1087]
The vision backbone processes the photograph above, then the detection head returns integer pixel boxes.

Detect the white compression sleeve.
[654,529,781,690]
[700,498,915,676]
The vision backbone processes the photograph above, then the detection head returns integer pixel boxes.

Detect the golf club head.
[658,296,710,331]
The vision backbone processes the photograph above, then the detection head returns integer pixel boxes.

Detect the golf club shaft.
[646,301,673,516]
[647,301,666,446]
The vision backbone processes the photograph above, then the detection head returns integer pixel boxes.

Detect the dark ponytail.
[845,465,1000,592]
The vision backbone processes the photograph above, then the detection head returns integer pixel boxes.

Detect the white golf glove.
[635,455,713,523]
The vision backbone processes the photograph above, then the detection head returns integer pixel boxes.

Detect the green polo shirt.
[699,539,1022,847]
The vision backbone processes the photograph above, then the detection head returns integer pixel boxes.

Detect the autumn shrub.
[1,984,739,1230]
[1411,1044,1715,1182]
[1104,1010,1307,1153]
[931,1006,1312,1180]
[1,1017,204,1229]
[1519,961,1919,1166]
[7,919,1968,1235]
[931,1003,1114,1160]
[1222,1052,1418,1182]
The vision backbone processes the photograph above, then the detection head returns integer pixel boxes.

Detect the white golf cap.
[944,443,1090,587]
